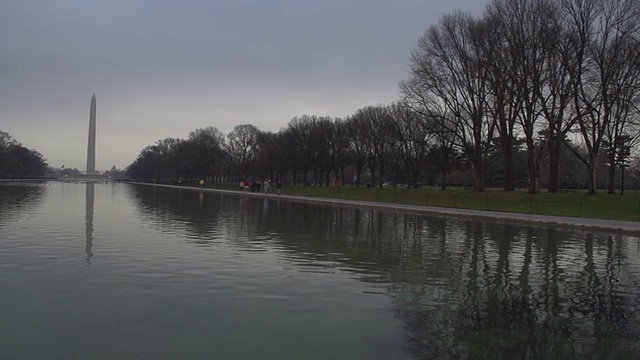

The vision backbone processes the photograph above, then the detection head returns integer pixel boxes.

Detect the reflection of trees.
[127,185,225,247]
[0,182,46,227]
[565,234,640,358]
[128,185,640,358]
[260,206,640,358]
[393,223,640,359]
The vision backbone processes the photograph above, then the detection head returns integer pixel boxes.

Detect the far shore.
[3,179,638,235]
[130,181,640,237]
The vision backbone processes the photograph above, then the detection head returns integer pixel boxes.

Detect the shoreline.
[135,182,640,237]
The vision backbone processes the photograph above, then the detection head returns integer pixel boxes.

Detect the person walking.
[276,180,282,195]
[264,180,270,194]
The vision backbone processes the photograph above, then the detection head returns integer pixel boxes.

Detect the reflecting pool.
[1,182,639,359]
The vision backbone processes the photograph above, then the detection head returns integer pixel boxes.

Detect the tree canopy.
[0,130,48,178]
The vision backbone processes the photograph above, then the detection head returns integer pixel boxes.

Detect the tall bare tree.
[561,0,640,194]
[344,115,367,187]
[154,137,184,180]
[535,1,580,193]
[329,119,351,185]
[286,116,316,185]
[388,102,431,188]
[477,9,521,191]
[601,37,640,193]
[404,12,495,191]
[485,0,558,193]
[255,131,279,181]
[351,105,394,188]
[309,116,334,185]
[187,127,226,181]
[226,124,260,179]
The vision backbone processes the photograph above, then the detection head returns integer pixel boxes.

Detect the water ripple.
[2,182,640,359]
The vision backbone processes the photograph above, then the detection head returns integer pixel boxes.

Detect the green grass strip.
[207,183,640,222]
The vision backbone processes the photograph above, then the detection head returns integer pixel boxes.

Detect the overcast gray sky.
[1,0,488,171]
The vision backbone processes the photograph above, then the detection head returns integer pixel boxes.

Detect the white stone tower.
[86,93,96,175]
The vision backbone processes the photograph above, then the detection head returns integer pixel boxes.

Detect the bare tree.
[404,11,495,191]
[535,2,580,193]
[427,112,459,190]
[277,128,299,184]
[155,137,184,180]
[125,137,187,182]
[126,144,163,181]
[344,115,367,187]
[329,119,351,186]
[485,0,559,193]
[561,0,640,194]
[351,105,394,188]
[477,9,520,191]
[186,127,226,181]
[309,116,334,185]
[226,124,260,180]
[286,116,316,185]
[388,102,431,188]
[0,130,18,150]
[602,37,640,193]
[254,131,279,182]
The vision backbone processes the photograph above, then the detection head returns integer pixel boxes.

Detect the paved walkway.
[146,183,640,236]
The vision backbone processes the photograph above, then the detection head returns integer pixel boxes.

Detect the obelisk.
[86,93,96,175]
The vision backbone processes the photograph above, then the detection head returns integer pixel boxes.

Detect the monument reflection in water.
[85,183,94,264]
[0,182,639,359]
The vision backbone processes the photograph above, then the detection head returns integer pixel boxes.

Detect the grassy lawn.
[207,183,640,222]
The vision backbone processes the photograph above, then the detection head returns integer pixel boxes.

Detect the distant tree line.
[127,0,640,194]
[0,130,48,178]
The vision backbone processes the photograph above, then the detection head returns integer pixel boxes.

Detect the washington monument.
[86,93,97,175]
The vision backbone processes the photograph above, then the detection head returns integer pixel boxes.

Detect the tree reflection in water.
[129,185,640,359]
[0,182,46,228]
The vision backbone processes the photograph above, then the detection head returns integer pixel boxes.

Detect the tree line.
[0,130,48,178]
[127,0,640,194]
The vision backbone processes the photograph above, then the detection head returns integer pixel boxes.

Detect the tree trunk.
[586,158,598,195]
[547,136,560,193]
[607,158,616,195]
[475,174,486,192]
[404,159,413,188]
[440,151,448,191]
[526,138,538,194]
[504,151,515,191]
[502,137,515,191]
[473,160,486,192]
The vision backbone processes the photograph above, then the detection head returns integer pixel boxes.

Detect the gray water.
[1,182,639,359]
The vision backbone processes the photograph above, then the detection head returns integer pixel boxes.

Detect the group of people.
[240,179,282,195]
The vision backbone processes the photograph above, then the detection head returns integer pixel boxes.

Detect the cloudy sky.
[1,0,487,171]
